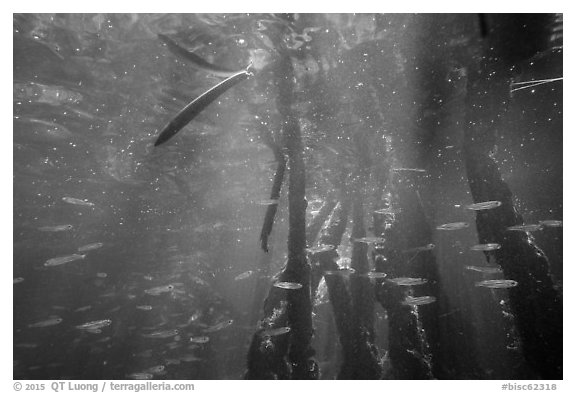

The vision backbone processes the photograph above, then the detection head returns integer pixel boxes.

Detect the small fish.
[475,279,518,289]
[190,276,209,286]
[189,310,202,323]
[539,220,563,228]
[189,336,210,344]
[78,242,104,252]
[273,281,303,290]
[146,365,166,374]
[470,243,501,252]
[14,343,38,349]
[13,277,24,284]
[204,319,234,333]
[145,284,175,296]
[74,306,92,312]
[28,317,63,328]
[44,254,86,267]
[402,296,437,306]
[62,197,94,207]
[403,243,435,253]
[38,224,73,232]
[307,244,336,254]
[96,272,108,279]
[353,237,385,244]
[127,373,154,380]
[392,168,427,173]
[136,305,153,311]
[436,222,469,231]
[142,329,179,339]
[256,199,279,206]
[374,207,402,215]
[154,68,252,146]
[260,326,291,337]
[507,224,542,232]
[158,33,241,77]
[234,271,254,281]
[180,354,202,362]
[387,277,428,286]
[465,266,503,274]
[84,328,102,334]
[465,201,502,211]
[324,268,356,277]
[76,319,112,330]
[364,271,388,279]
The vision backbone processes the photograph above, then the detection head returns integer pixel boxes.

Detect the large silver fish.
[154,68,252,146]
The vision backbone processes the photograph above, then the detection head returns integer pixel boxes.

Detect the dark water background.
[13,14,562,380]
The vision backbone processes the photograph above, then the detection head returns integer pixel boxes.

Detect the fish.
[154,68,252,146]
[465,201,502,211]
[470,243,501,252]
[324,268,356,277]
[403,243,435,253]
[74,306,92,312]
[509,77,563,93]
[127,373,154,380]
[158,33,241,77]
[84,328,102,334]
[142,329,179,339]
[374,207,402,215]
[146,365,166,374]
[14,343,38,349]
[475,279,518,288]
[260,326,291,337]
[392,168,427,173]
[38,224,73,232]
[204,319,234,333]
[28,317,63,328]
[507,224,542,232]
[189,310,202,323]
[353,237,385,244]
[234,271,254,281]
[273,281,303,290]
[364,271,388,279]
[13,277,24,284]
[77,242,104,252]
[44,254,86,267]
[180,354,202,362]
[436,222,469,231]
[401,296,437,306]
[96,272,108,278]
[256,199,279,206]
[76,319,112,330]
[190,276,209,286]
[465,266,503,274]
[306,244,336,254]
[144,284,175,296]
[62,197,95,206]
[539,220,563,228]
[136,305,153,311]
[387,277,428,286]
[189,336,210,344]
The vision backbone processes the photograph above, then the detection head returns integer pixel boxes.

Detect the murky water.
[13,14,562,380]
